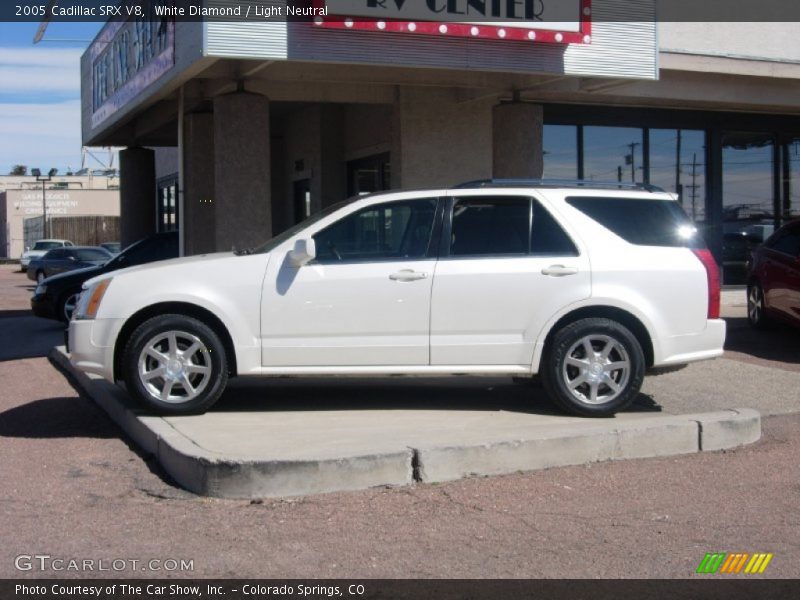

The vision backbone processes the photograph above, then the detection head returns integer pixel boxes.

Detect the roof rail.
[454,179,665,192]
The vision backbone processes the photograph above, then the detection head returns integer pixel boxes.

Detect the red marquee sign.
[311,0,592,45]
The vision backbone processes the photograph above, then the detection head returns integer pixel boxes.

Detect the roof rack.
[454,179,665,192]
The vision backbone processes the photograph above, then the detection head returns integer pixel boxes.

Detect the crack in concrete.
[410,448,423,483]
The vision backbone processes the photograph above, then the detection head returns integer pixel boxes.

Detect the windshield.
[75,248,112,261]
[253,199,355,254]
[33,241,61,251]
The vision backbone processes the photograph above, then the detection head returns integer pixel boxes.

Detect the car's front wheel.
[58,289,81,323]
[541,318,645,417]
[122,314,228,414]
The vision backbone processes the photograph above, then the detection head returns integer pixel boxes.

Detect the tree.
[9,165,27,176]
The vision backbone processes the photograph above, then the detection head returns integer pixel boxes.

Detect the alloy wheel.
[561,334,631,405]
[63,292,80,321]
[137,330,213,404]
[748,285,763,324]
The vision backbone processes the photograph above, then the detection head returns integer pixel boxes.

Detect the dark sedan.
[27,246,112,283]
[747,220,800,330]
[31,232,179,322]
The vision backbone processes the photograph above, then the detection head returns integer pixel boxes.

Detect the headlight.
[73,278,112,320]
[34,283,47,296]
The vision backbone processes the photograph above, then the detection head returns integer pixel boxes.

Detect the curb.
[50,347,762,499]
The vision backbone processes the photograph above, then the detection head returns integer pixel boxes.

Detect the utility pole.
[34,170,52,239]
[683,153,701,221]
[617,166,623,182]
[627,142,641,182]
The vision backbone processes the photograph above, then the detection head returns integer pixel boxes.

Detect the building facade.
[79,1,800,284]
[0,187,121,258]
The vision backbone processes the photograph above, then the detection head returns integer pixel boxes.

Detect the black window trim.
[309,196,446,266]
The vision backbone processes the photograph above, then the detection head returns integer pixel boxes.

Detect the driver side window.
[313,198,437,263]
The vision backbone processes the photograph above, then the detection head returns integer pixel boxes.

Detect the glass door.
[347,153,391,197]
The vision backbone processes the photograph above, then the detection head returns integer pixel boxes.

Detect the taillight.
[692,248,721,319]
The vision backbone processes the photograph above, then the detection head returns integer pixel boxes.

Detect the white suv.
[68,182,725,417]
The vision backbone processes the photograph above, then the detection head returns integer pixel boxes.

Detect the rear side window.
[766,226,800,257]
[566,196,702,248]
[74,248,111,261]
[448,196,578,257]
[531,201,579,256]
[34,241,61,251]
[450,197,529,256]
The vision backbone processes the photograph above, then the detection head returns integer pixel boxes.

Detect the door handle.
[541,265,578,277]
[389,269,428,282]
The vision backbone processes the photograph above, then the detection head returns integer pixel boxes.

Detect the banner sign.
[90,2,176,129]
[312,0,592,44]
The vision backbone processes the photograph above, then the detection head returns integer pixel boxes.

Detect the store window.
[780,137,800,226]
[347,153,391,196]
[722,133,775,284]
[543,125,578,179]
[157,178,178,233]
[583,126,644,183]
[649,129,706,222]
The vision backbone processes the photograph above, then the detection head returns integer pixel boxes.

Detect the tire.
[122,314,228,415]
[36,271,46,284]
[541,318,645,418]
[57,289,81,323]
[747,282,770,329]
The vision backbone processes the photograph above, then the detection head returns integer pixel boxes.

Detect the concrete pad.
[50,347,763,499]
[415,415,699,483]
[687,408,761,452]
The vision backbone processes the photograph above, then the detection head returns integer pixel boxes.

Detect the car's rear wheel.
[541,318,645,417]
[122,314,228,414]
[747,282,770,329]
[58,289,81,323]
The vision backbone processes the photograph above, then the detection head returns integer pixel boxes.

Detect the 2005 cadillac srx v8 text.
[68,181,725,417]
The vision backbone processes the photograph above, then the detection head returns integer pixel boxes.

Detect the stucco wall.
[2,189,120,258]
[659,22,800,64]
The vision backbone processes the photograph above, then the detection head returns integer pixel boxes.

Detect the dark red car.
[747,220,800,329]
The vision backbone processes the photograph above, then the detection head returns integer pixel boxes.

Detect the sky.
[0,21,103,175]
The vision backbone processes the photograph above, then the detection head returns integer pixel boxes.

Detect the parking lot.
[1,263,798,578]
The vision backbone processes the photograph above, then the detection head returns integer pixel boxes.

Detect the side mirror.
[288,238,316,268]
[25,246,30,251]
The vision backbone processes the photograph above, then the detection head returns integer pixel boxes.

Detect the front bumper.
[30,293,57,320]
[20,257,31,268]
[67,318,119,382]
